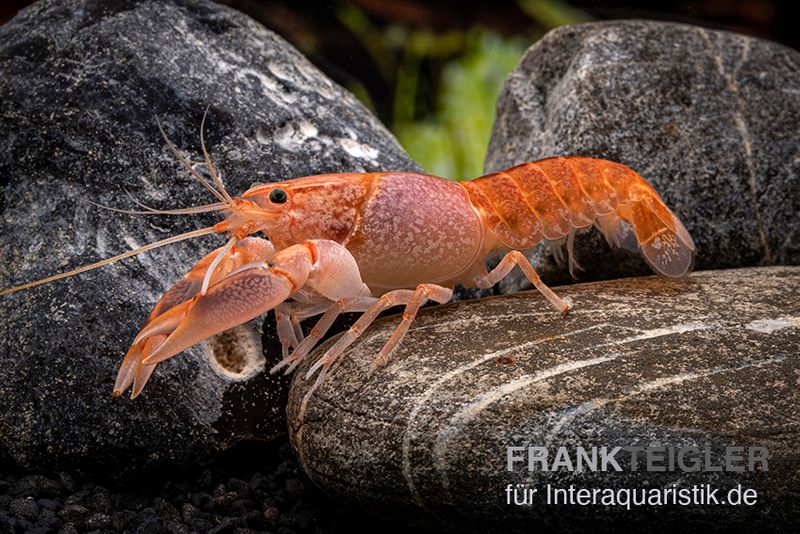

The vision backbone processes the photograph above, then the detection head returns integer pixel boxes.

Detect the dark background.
[1,0,792,179]
[0,3,794,532]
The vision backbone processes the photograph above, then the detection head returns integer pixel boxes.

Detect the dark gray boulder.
[486,20,800,289]
[288,267,800,531]
[0,0,419,478]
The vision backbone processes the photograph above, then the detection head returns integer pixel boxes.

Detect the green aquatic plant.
[394,31,527,180]
[335,0,590,180]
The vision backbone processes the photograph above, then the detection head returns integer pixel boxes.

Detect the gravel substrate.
[0,440,416,534]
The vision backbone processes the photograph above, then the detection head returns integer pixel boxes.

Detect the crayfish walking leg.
[475,250,572,313]
[303,284,453,386]
[270,296,378,374]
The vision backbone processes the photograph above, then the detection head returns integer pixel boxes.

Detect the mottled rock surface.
[0,0,418,478]
[486,21,800,288]
[289,267,800,531]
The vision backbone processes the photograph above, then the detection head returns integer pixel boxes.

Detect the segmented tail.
[462,157,695,277]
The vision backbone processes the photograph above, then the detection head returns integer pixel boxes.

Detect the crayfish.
[1,116,695,398]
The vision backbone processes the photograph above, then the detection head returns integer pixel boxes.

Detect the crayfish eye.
[269,188,288,204]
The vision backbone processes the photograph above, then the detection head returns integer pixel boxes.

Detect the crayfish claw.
[113,336,163,398]
[112,345,142,397]
[130,360,156,400]
[131,336,164,398]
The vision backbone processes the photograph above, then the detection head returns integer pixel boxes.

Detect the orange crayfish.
[1,118,695,398]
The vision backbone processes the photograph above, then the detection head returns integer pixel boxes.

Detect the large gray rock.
[0,0,419,477]
[288,267,800,531]
[486,20,800,288]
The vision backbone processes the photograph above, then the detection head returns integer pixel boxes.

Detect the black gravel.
[0,440,419,533]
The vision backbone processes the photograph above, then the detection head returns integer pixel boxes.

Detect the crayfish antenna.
[199,106,234,204]
[199,235,238,295]
[2,112,246,298]
[155,115,227,203]
[0,225,219,297]
[86,198,230,216]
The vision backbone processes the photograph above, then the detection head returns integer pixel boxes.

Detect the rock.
[288,266,800,531]
[9,498,39,521]
[0,0,419,477]
[486,21,800,289]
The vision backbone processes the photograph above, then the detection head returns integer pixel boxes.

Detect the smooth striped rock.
[288,266,799,530]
